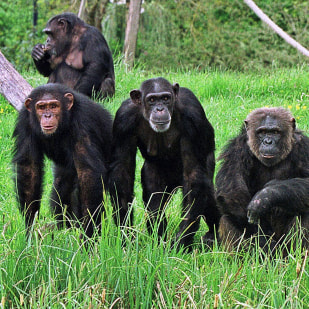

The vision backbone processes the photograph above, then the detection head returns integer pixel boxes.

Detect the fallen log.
[0,50,33,111]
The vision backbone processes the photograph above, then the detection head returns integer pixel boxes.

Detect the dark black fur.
[13,83,113,237]
[109,77,220,249]
[32,12,115,99]
[216,107,309,251]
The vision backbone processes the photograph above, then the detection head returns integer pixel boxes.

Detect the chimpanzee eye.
[148,97,156,105]
[51,103,57,109]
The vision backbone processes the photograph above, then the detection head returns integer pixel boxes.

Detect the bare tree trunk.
[124,0,142,69]
[244,0,309,58]
[0,51,33,111]
[88,0,109,32]
[77,0,109,32]
[78,0,87,21]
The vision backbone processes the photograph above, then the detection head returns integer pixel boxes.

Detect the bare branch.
[0,50,33,111]
[244,0,309,58]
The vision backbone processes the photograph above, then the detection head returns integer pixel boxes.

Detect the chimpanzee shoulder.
[217,125,253,169]
[12,109,43,165]
[113,98,143,137]
[175,87,215,154]
[289,130,309,176]
[67,92,113,146]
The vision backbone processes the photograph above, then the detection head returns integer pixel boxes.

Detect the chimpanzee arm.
[31,44,53,77]
[12,114,44,231]
[178,136,219,245]
[15,161,44,229]
[215,133,254,224]
[72,137,108,238]
[176,93,220,245]
[247,178,309,224]
[108,101,139,226]
[74,31,114,97]
[215,135,265,248]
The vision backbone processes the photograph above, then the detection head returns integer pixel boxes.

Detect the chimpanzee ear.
[244,120,249,130]
[291,117,296,130]
[64,93,74,110]
[24,98,32,112]
[173,83,179,98]
[130,90,142,105]
[57,18,67,31]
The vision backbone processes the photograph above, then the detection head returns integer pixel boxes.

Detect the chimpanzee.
[12,83,113,238]
[31,12,115,99]
[108,77,220,249]
[216,107,309,251]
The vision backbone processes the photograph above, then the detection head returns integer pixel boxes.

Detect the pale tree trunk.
[244,0,309,58]
[78,0,109,32]
[0,51,33,111]
[124,0,142,69]
[78,0,87,21]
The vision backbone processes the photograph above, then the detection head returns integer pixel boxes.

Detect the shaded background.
[1,0,309,72]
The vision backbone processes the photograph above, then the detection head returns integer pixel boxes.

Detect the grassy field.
[0,65,309,308]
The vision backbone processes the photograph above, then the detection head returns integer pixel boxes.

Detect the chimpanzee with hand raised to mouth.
[32,13,115,100]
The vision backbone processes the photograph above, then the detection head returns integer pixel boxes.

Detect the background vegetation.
[1,0,309,72]
[0,66,309,308]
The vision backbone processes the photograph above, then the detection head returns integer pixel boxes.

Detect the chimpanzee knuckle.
[32,50,44,61]
[247,211,259,224]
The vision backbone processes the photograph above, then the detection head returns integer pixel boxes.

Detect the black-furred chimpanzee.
[216,107,309,251]
[13,83,113,238]
[109,77,220,249]
[31,12,115,99]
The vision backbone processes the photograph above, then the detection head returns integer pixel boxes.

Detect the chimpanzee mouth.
[43,125,56,130]
[262,154,275,159]
[42,126,57,135]
[155,121,170,125]
[150,120,171,133]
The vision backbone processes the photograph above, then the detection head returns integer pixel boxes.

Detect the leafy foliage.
[1,0,309,71]
[105,0,309,71]
[0,0,73,70]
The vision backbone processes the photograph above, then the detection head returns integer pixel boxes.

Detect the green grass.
[1,65,309,308]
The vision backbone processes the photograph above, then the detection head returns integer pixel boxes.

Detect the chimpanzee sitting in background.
[32,12,115,99]
[12,83,113,238]
[216,107,309,251]
[109,77,220,249]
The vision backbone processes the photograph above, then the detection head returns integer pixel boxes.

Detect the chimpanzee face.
[130,78,179,133]
[43,18,70,56]
[144,91,173,132]
[245,108,295,167]
[255,116,283,166]
[25,92,73,136]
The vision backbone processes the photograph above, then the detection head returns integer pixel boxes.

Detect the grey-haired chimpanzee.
[31,12,115,99]
[216,107,309,251]
[109,77,220,249]
[12,83,113,238]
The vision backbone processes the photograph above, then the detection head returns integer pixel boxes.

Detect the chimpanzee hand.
[247,188,272,224]
[31,44,47,61]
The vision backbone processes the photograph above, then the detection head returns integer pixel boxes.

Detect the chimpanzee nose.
[264,137,272,145]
